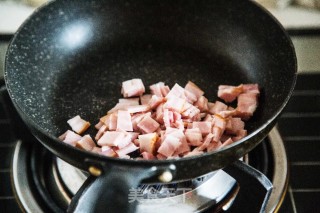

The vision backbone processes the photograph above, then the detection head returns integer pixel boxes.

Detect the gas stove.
[0,77,287,212]
[1,2,320,212]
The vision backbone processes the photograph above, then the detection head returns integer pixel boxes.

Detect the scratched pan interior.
[5,0,296,178]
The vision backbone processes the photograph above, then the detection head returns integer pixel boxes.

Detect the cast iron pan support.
[68,160,272,213]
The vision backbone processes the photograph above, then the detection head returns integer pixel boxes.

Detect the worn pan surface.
[5,0,296,211]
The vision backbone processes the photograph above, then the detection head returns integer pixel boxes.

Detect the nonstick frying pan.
[5,0,296,212]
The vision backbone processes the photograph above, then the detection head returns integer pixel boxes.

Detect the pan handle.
[67,166,158,213]
[222,160,273,212]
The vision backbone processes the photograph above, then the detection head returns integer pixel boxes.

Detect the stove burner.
[56,157,238,212]
[12,128,288,213]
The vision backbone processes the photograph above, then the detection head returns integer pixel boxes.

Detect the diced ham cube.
[185,128,203,146]
[232,129,248,142]
[242,84,260,94]
[218,84,243,103]
[236,93,258,120]
[118,98,140,105]
[148,95,164,109]
[198,133,214,151]
[116,142,138,157]
[67,115,90,134]
[192,121,212,135]
[208,101,228,115]
[131,112,151,131]
[101,146,117,157]
[116,110,133,131]
[184,89,198,103]
[164,97,186,113]
[226,117,245,135]
[165,83,186,100]
[138,133,158,154]
[194,96,209,112]
[97,131,125,146]
[137,115,160,134]
[141,151,156,160]
[220,138,234,148]
[183,148,204,157]
[59,130,82,146]
[207,141,222,152]
[121,78,145,97]
[157,135,182,157]
[95,124,107,141]
[76,135,96,151]
[140,94,152,105]
[126,105,150,114]
[184,81,204,99]
[149,82,169,97]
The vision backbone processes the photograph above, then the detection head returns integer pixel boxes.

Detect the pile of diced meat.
[59,79,260,160]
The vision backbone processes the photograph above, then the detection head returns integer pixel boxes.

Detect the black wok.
[5,0,296,212]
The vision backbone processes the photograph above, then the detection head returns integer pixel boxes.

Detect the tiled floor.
[278,73,320,213]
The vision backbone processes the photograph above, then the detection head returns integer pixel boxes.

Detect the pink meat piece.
[236,93,258,120]
[226,117,245,135]
[97,131,125,146]
[164,97,186,113]
[141,151,156,160]
[118,98,140,105]
[212,115,227,130]
[181,102,200,119]
[192,121,212,135]
[155,103,164,124]
[165,83,186,100]
[95,120,104,130]
[131,112,151,131]
[212,126,223,142]
[203,114,214,122]
[149,82,170,97]
[126,105,150,114]
[100,146,117,157]
[148,95,164,109]
[208,101,228,115]
[221,137,234,148]
[140,94,152,105]
[59,130,82,146]
[115,142,138,157]
[242,84,260,94]
[232,129,248,142]
[165,128,190,155]
[218,109,237,118]
[138,133,158,154]
[95,124,107,141]
[156,153,167,160]
[183,148,204,157]
[163,109,174,128]
[91,147,102,154]
[157,134,182,157]
[218,84,243,103]
[137,115,160,134]
[184,89,198,103]
[198,133,214,151]
[107,102,133,114]
[76,135,96,151]
[207,141,222,152]
[116,132,133,149]
[116,110,133,131]
[121,78,145,97]
[185,128,203,146]
[194,96,209,112]
[67,115,90,134]
[184,81,204,99]
[105,113,117,131]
